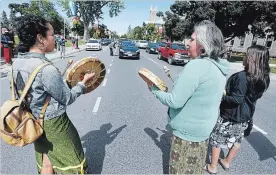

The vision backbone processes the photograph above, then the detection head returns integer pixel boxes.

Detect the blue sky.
[0,0,174,35]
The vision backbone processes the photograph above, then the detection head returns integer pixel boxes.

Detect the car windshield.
[150,43,158,47]
[88,40,98,43]
[121,42,132,46]
[171,43,185,50]
[140,40,147,43]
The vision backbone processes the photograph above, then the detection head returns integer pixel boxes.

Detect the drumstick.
[62,59,73,76]
[163,66,174,83]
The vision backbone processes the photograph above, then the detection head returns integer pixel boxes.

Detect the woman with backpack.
[11,15,94,174]
[205,45,271,174]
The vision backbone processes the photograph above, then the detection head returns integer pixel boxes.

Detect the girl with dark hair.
[11,15,94,174]
[205,45,270,174]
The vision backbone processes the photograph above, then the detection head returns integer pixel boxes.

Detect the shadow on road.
[245,132,276,161]
[144,127,172,174]
[81,123,127,174]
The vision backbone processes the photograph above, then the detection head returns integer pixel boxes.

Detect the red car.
[158,42,190,65]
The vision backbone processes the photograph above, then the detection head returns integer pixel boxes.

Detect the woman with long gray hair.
[206,45,270,174]
[145,20,229,174]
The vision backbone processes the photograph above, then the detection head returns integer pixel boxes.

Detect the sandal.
[204,164,217,174]
[218,159,230,171]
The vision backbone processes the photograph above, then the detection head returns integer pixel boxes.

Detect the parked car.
[136,40,148,49]
[101,39,111,45]
[158,43,189,65]
[85,39,102,51]
[146,42,159,54]
[119,42,140,59]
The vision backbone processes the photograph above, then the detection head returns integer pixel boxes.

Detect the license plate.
[128,54,132,56]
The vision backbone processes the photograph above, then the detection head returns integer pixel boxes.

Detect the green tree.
[132,26,144,40]
[9,9,16,31]
[120,34,128,38]
[8,0,65,34]
[144,24,159,41]
[159,1,276,42]
[1,11,9,28]
[58,0,124,40]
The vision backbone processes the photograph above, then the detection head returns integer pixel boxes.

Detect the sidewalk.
[1,45,85,78]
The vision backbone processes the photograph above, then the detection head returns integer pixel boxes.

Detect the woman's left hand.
[146,81,153,91]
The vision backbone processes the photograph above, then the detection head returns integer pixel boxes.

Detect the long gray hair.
[194,20,225,60]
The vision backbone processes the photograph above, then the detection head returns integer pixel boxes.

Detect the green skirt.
[34,112,88,174]
[169,135,208,174]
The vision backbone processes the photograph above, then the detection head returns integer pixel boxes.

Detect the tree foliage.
[58,0,124,40]
[1,11,10,28]
[8,0,65,34]
[159,1,276,42]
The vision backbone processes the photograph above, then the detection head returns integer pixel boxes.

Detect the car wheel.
[158,52,162,60]
[168,56,174,65]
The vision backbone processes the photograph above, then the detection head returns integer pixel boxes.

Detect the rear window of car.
[171,43,185,50]
[140,40,147,43]
[88,40,99,43]
[150,43,158,47]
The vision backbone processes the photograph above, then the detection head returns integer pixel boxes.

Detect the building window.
[240,35,245,47]
[251,36,257,46]
[266,35,274,48]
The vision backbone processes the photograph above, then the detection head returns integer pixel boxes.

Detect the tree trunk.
[83,24,89,41]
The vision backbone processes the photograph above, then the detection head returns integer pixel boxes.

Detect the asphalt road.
[0,46,276,174]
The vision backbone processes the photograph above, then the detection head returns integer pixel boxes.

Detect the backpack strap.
[18,62,50,105]
[38,96,51,127]
[11,65,15,100]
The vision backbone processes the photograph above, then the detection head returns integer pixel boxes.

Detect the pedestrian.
[206,45,271,174]
[146,20,229,174]
[71,37,76,50]
[1,28,13,64]
[55,35,60,51]
[109,41,114,56]
[12,15,95,174]
[75,36,79,49]
[59,35,66,59]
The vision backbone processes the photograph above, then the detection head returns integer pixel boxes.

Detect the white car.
[85,39,102,51]
[136,40,148,49]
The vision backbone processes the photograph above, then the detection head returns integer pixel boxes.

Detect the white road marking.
[107,69,110,74]
[148,57,158,64]
[102,78,107,86]
[112,59,114,62]
[109,64,112,66]
[92,97,102,113]
[253,124,268,135]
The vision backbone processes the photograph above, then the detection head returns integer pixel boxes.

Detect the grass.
[271,67,276,74]
[230,55,276,65]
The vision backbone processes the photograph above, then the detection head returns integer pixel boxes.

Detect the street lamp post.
[64,18,66,38]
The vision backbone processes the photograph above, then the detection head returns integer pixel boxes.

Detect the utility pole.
[64,18,66,38]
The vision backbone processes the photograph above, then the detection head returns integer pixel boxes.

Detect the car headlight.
[120,49,124,52]
[150,48,154,51]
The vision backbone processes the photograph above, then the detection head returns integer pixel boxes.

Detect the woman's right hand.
[82,72,95,84]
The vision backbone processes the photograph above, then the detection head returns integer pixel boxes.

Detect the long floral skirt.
[169,135,208,174]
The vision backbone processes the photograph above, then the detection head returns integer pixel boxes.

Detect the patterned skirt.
[169,135,208,174]
[209,117,248,149]
[34,112,88,174]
